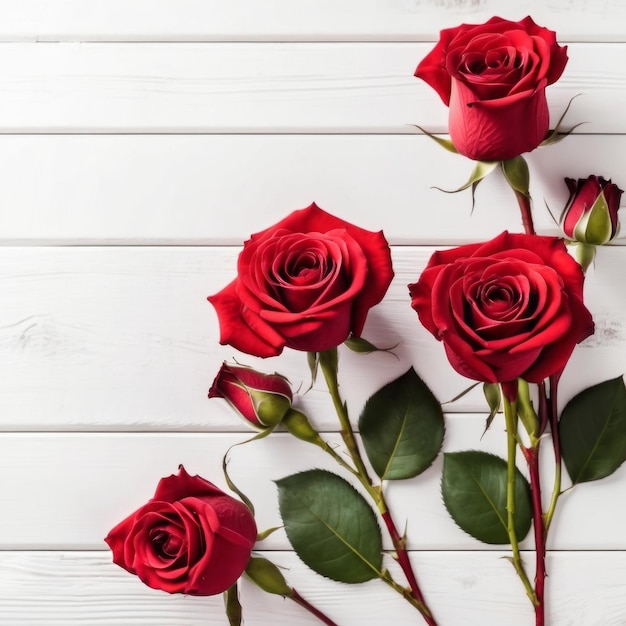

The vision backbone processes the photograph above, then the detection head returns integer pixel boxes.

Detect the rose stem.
[318,348,438,626]
[289,589,341,626]
[381,511,437,626]
[512,190,536,235]
[525,375,564,626]
[319,348,373,483]
[544,374,563,534]
[523,440,546,626]
[502,392,538,606]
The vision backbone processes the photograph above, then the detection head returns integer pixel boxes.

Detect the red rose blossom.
[409,232,593,388]
[105,466,257,596]
[208,203,394,357]
[415,16,568,161]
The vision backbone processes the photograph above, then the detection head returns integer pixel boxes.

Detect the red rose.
[208,203,394,357]
[105,466,256,596]
[415,16,568,161]
[409,232,593,388]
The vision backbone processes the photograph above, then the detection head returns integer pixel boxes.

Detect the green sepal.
[222,427,275,515]
[516,379,539,441]
[224,583,242,626]
[276,469,383,583]
[253,390,292,427]
[540,94,584,146]
[574,194,613,245]
[482,383,501,437]
[501,156,530,198]
[433,160,499,213]
[344,336,398,356]
[442,450,532,545]
[305,351,320,392]
[559,376,626,484]
[413,125,459,153]
[359,368,444,480]
[256,526,282,542]
[443,382,480,405]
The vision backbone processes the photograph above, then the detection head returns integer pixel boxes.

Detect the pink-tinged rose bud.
[209,362,293,429]
[561,176,623,245]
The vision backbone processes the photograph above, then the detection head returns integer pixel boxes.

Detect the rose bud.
[561,176,622,245]
[209,362,293,429]
[105,466,257,596]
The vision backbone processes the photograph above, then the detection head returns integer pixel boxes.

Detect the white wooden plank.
[0,246,623,429]
[1,134,625,244]
[0,431,624,550]
[0,550,624,625]
[0,1,624,42]
[0,42,619,133]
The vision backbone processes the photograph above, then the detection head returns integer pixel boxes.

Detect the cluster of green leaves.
[440,377,626,545]
[276,368,444,583]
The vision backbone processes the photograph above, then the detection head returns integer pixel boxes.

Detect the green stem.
[319,348,374,485]
[316,348,438,626]
[379,570,435,619]
[502,392,538,606]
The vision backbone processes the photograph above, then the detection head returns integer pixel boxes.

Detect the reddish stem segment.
[290,589,340,626]
[381,511,437,626]
[524,445,546,626]
[514,190,536,235]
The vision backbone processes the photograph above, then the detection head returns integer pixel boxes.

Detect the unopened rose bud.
[209,362,293,429]
[561,176,622,245]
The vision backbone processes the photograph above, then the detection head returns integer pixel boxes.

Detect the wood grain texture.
[0,0,624,42]
[1,246,623,429]
[0,431,624,551]
[0,42,619,133]
[1,2,624,623]
[1,135,625,244]
[0,551,624,625]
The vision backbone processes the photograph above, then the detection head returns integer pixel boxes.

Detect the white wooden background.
[0,2,625,624]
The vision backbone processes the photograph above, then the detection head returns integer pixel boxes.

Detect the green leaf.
[276,469,382,583]
[441,451,532,545]
[559,376,626,484]
[501,156,530,197]
[359,368,444,480]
